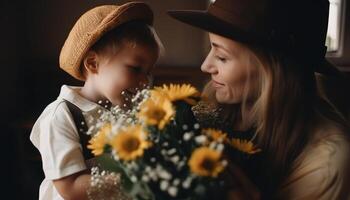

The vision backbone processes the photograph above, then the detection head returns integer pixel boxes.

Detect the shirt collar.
[58,85,100,112]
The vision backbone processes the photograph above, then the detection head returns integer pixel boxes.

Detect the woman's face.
[201,33,259,104]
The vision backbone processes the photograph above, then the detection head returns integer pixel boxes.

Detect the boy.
[30,2,163,200]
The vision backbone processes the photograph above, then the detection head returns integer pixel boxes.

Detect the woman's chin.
[215,92,228,103]
[215,92,240,104]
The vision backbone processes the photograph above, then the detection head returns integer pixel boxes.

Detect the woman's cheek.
[226,63,248,86]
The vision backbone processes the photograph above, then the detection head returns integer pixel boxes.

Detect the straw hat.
[59,2,153,81]
[168,0,340,75]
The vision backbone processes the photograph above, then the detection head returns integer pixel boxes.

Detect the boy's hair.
[81,20,163,76]
[92,20,163,55]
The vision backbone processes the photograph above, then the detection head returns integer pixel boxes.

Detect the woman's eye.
[216,56,227,63]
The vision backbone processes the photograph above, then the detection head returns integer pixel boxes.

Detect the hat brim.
[168,10,264,45]
[168,10,341,76]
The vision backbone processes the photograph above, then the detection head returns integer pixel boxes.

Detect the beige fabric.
[277,126,350,199]
[59,2,153,81]
[30,85,104,200]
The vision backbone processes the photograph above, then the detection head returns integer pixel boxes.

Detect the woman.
[169,0,350,199]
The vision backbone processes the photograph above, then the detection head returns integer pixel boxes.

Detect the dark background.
[1,0,349,199]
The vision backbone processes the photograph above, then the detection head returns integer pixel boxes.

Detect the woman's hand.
[226,163,261,200]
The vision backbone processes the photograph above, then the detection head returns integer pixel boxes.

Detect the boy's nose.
[138,74,151,88]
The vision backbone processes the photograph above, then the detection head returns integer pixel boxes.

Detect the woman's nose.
[201,55,217,74]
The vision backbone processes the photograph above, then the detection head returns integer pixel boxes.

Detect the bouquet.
[86,84,261,200]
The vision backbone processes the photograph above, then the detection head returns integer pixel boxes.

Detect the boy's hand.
[87,169,130,200]
[53,170,91,200]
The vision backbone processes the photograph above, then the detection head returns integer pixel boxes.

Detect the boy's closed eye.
[126,64,151,75]
[128,65,143,73]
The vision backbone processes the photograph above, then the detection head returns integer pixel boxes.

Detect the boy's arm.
[31,102,91,199]
[53,170,91,200]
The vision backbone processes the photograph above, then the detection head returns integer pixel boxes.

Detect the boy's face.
[93,44,158,107]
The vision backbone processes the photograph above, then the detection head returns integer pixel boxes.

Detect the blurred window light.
[326,0,344,52]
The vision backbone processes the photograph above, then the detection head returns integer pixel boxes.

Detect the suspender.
[64,100,94,160]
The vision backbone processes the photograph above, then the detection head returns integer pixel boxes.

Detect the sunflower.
[154,84,200,105]
[88,123,111,156]
[202,128,228,142]
[111,125,151,161]
[230,139,261,154]
[138,94,175,130]
[188,147,225,177]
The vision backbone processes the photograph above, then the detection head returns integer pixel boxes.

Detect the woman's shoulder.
[278,124,350,199]
[300,122,350,170]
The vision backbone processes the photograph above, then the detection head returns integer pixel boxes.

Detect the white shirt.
[30,85,103,200]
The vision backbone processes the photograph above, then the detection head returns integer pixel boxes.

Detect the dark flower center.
[123,137,140,152]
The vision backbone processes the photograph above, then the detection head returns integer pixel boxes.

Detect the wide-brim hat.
[168,0,340,76]
[59,2,153,81]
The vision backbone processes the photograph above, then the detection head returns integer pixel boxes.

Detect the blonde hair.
[202,42,349,190]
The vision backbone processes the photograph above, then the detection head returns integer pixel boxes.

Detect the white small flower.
[145,166,152,172]
[176,160,185,169]
[161,149,167,155]
[168,186,178,197]
[149,171,158,181]
[182,181,191,189]
[130,176,137,183]
[182,177,192,189]
[173,178,180,186]
[160,180,169,191]
[167,148,176,155]
[195,135,207,144]
[209,142,217,149]
[216,143,225,152]
[158,170,172,180]
[183,132,192,141]
[112,151,120,161]
[222,160,228,167]
[162,142,169,147]
[126,118,132,123]
[142,175,150,182]
[194,123,200,129]
[171,156,180,163]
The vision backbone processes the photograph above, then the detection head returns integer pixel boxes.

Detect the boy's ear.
[83,51,99,75]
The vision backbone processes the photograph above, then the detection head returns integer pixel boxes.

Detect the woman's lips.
[212,79,225,88]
